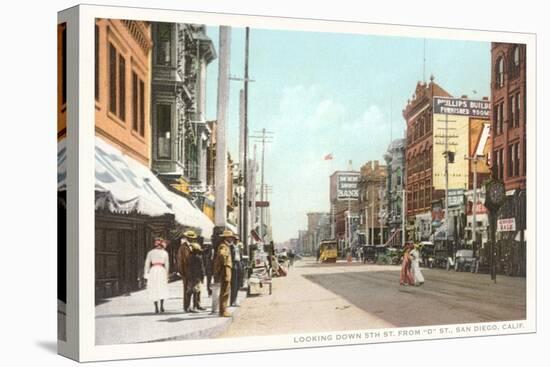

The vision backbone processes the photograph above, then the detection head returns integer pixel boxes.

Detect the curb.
[142,290,247,343]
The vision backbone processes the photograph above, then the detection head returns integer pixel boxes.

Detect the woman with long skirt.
[410,244,425,286]
[144,237,170,313]
[400,242,414,286]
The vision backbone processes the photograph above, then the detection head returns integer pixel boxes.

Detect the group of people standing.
[399,242,425,286]
[143,229,244,317]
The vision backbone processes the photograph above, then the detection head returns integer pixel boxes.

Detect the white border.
[61,4,536,362]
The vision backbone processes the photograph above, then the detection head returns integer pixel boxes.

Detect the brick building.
[403,78,451,241]
[359,161,388,245]
[490,42,527,276]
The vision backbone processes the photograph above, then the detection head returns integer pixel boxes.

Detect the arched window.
[496,57,505,88]
[510,46,521,79]
[513,46,520,67]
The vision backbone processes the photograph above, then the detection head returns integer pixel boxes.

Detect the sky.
[204,26,491,243]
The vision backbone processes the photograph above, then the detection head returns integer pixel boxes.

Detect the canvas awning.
[58,137,216,238]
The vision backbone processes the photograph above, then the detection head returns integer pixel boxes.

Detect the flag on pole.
[324,153,333,160]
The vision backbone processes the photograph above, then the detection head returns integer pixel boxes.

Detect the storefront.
[59,137,220,301]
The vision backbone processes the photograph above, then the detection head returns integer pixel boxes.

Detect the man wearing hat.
[187,243,207,312]
[177,230,197,312]
[213,229,235,317]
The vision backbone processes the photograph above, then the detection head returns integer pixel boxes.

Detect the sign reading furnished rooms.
[433,97,491,117]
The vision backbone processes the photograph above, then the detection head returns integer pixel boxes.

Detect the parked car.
[454,249,476,272]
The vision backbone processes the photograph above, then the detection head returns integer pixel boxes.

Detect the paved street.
[221,257,526,337]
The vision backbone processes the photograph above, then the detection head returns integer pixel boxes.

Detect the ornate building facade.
[150,23,216,201]
[383,138,406,246]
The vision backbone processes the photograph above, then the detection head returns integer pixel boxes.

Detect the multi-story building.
[403,78,451,241]
[404,78,492,247]
[330,171,361,251]
[150,23,216,202]
[490,42,527,276]
[383,138,406,246]
[359,161,388,245]
[306,212,331,253]
[95,19,152,166]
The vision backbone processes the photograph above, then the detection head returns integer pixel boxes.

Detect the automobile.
[419,241,435,268]
[362,245,376,263]
[454,249,476,272]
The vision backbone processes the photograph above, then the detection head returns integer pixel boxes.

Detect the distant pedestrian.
[399,242,414,286]
[288,249,295,267]
[187,243,206,312]
[213,230,234,317]
[316,247,321,263]
[410,244,425,286]
[144,237,170,314]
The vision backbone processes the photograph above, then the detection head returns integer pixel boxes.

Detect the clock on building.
[485,180,506,210]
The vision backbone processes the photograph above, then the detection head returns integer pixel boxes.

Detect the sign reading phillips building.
[433,97,491,118]
[432,97,490,191]
[336,173,360,200]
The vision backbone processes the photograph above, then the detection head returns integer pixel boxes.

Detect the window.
[499,149,504,180]
[139,80,145,136]
[516,92,521,127]
[494,102,504,135]
[515,142,520,177]
[118,55,126,121]
[157,23,172,65]
[510,46,521,79]
[132,72,138,131]
[508,145,514,178]
[496,57,505,88]
[157,104,172,159]
[95,25,99,101]
[61,25,67,105]
[109,43,117,114]
[509,95,515,127]
[132,73,146,137]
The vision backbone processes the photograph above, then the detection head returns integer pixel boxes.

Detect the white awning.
[57,139,67,191]
[58,137,216,237]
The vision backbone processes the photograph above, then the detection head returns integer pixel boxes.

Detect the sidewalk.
[95,281,246,345]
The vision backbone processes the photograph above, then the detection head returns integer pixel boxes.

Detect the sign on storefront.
[497,218,516,232]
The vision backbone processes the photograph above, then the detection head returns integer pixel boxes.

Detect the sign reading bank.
[337,173,360,200]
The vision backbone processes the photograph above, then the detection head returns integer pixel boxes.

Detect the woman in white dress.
[144,237,170,313]
[410,244,425,286]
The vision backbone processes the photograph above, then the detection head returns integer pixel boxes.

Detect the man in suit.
[177,230,197,312]
[213,229,235,317]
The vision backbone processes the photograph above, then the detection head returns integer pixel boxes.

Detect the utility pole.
[465,156,480,254]
[249,144,257,238]
[435,114,457,257]
[230,27,252,253]
[214,26,231,227]
[250,128,274,242]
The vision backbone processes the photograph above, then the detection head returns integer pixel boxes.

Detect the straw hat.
[220,229,236,239]
[191,243,202,252]
[183,230,198,239]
